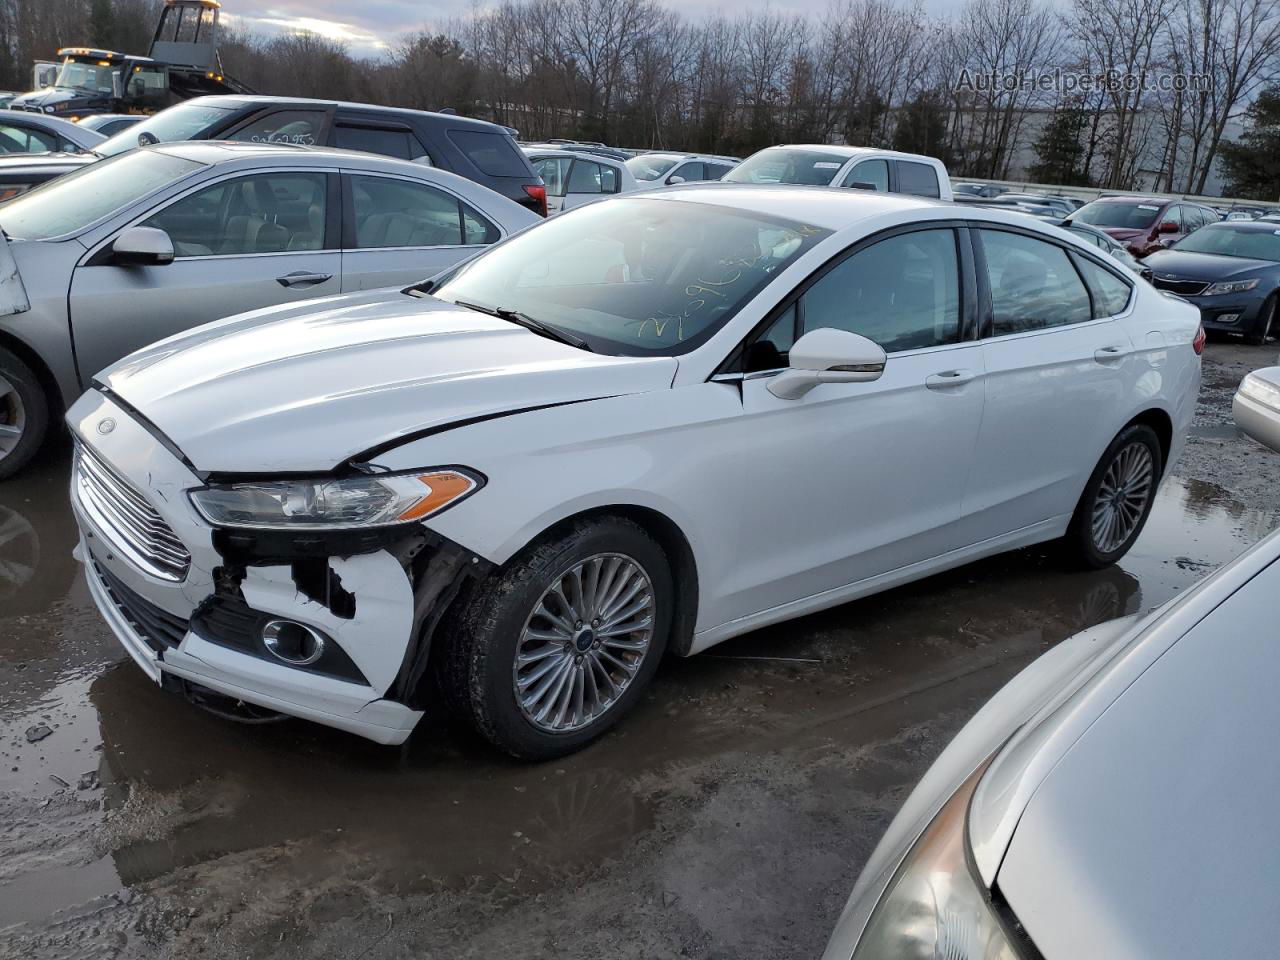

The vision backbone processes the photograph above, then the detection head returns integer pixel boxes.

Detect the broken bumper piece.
[68,391,434,746]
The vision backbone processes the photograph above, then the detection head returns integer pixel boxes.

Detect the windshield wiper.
[453,299,591,351]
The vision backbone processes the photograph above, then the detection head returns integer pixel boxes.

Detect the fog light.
[1218,313,1240,324]
[261,619,325,665]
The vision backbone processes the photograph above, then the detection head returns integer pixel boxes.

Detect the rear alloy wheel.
[445,517,673,759]
[1065,424,1162,568]
[1246,294,1275,346]
[0,348,49,481]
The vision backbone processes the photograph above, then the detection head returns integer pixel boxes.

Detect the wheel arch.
[1124,406,1173,474]
[0,328,65,430]
[495,503,701,658]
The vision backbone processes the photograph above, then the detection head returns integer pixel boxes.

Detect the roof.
[186,95,512,135]
[521,146,623,165]
[148,139,458,178]
[628,182,945,230]
[762,144,946,165]
[631,151,739,163]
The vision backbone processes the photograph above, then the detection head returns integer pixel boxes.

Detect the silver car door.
[68,169,341,383]
[340,172,502,291]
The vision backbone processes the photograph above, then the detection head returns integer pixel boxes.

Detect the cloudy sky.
[224,0,960,59]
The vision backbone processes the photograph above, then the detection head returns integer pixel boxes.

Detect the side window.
[462,204,500,245]
[800,228,960,352]
[745,303,799,372]
[333,125,413,160]
[1162,204,1184,230]
[0,123,57,154]
[979,229,1092,334]
[707,162,734,180]
[141,172,328,257]
[896,161,940,198]
[1075,257,1133,317]
[600,164,619,193]
[1069,226,1106,250]
[669,161,704,183]
[350,174,498,248]
[447,130,530,177]
[567,159,604,194]
[843,159,889,191]
[532,157,571,197]
[128,66,169,109]
[228,110,325,146]
[58,136,84,154]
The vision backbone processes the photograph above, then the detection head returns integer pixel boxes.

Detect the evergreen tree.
[1027,103,1091,186]
[893,91,952,166]
[1220,88,1280,201]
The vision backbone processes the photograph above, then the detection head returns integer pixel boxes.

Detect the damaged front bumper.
[67,390,486,746]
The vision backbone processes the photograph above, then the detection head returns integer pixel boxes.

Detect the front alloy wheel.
[0,348,49,480]
[444,517,672,759]
[514,554,656,733]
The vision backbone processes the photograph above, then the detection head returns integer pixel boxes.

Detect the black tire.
[0,347,49,481]
[442,516,673,760]
[1245,294,1276,346]
[1063,424,1163,569]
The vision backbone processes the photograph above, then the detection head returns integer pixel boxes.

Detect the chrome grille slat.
[74,442,191,581]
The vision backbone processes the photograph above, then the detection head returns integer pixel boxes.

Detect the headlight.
[1203,278,1260,296]
[1239,371,1280,413]
[851,760,1023,959]
[189,469,481,530]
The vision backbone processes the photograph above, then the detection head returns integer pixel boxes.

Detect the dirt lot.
[2,340,1277,960]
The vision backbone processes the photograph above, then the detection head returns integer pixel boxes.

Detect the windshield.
[625,155,679,182]
[1074,200,1161,230]
[0,150,203,239]
[722,148,850,186]
[434,198,830,356]
[54,58,117,93]
[1173,225,1280,261]
[96,102,235,158]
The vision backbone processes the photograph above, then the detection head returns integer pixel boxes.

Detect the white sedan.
[67,187,1203,758]
[522,147,639,214]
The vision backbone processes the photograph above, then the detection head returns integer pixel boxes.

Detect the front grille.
[75,443,191,581]
[1151,277,1209,296]
[91,555,189,653]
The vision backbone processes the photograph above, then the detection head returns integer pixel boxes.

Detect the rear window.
[448,129,530,178]
[897,161,940,198]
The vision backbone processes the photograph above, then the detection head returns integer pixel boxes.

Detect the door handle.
[1093,344,1129,363]
[276,271,332,288]
[925,369,976,390]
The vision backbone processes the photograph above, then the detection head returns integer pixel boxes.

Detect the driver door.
[722,226,986,622]
[68,170,341,384]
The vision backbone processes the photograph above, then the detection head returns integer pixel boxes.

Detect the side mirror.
[1234,367,1280,452]
[1158,221,1179,234]
[112,226,174,266]
[667,175,686,185]
[768,328,886,399]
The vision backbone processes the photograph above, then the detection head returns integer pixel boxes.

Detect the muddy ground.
[1,340,1277,960]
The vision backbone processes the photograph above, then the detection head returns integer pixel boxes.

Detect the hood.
[992,544,1280,959]
[1143,248,1278,283]
[8,88,84,110]
[96,292,679,474]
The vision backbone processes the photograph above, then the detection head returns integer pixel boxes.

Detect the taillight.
[0,184,31,203]
[1193,324,1206,355]
[523,184,548,218]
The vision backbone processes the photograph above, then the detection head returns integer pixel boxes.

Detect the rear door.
[961,225,1138,544]
[339,171,501,291]
[561,158,620,211]
[68,169,341,382]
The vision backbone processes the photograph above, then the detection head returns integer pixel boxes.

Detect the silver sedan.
[0,141,539,477]
[0,110,105,154]
[825,365,1280,959]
